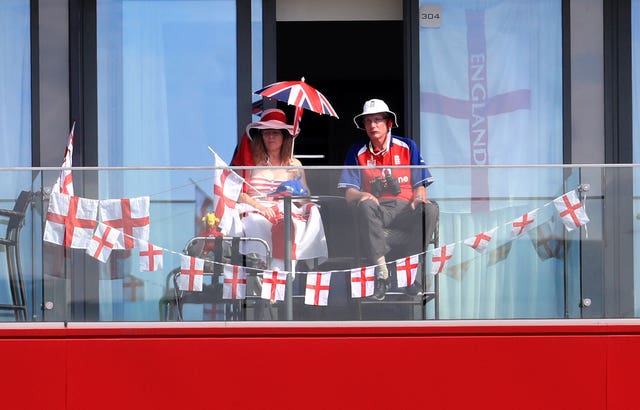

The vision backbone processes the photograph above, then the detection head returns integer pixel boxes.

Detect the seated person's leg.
[354,199,389,265]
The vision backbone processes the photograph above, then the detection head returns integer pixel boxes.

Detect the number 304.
[421,13,440,19]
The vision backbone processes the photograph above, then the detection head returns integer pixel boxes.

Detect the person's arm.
[411,185,430,209]
[345,187,379,206]
[238,189,277,220]
[291,158,311,195]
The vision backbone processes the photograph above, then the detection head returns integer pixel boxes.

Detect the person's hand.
[257,203,277,220]
[359,191,380,206]
[411,195,430,210]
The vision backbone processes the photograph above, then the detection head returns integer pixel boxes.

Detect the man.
[338,99,438,300]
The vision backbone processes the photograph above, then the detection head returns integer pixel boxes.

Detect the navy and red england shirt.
[337,135,434,202]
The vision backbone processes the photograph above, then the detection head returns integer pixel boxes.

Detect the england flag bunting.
[431,243,455,275]
[395,255,420,288]
[463,227,498,254]
[223,265,247,300]
[212,149,244,235]
[86,222,123,263]
[261,270,287,303]
[305,272,331,306]
[43,192,98,249]
[178,255,204,292]
[350,266,375,298]
[100,196,150,249]
[510,209,538,238]
[51,122,75,196]
[553,190,589,231]
[137,240,164,272]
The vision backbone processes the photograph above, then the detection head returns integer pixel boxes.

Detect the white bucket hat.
[353,99,398,129]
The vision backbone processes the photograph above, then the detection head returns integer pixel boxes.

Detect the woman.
[237,109,327,272]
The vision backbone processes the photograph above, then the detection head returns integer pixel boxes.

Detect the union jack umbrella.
[254,77,339,135]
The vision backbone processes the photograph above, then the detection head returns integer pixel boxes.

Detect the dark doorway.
[276,21,403,171]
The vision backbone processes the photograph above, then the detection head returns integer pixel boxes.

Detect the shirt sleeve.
[408,138,434,188]
[337,144,362,191]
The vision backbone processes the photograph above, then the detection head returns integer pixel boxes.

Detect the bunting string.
[43,185,591,301]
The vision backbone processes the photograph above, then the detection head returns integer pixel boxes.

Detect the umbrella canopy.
[254,78,339,135]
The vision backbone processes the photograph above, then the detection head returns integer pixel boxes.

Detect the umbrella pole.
[284,196,293,320]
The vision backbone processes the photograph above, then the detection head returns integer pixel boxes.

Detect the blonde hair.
[251,130,294,165]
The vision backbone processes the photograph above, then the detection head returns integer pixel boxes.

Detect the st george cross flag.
[261,270,287,303]
[431,243,456,275]
[395,255,420,288]
[463,227,498,254]
[137,239,163,272]
[510,209,538,238]
[211,148,244,235]
[553,190,590,231]
[305,272,331,306]
[223,265,247,300]
[51,122,75,196]
[178,255,204,292]
[43,192,98,249]
[86,222,123,263]
[100,196,150,249]
[350,266,375,298]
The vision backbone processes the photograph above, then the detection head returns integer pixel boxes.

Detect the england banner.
[100,196,150,249]
[431,243,455,275]
[463,227,498,254]
[212,149,243,235]
[137,240,164,272]
[261,270,287,303]
[51,122,75,196]
[350,266,375,298]
[305,272,331,306]
[43,192,98,249]
[86,222,123,263]
[178,255,204,292]
[395,255,420,288]
[419,1,563,212]
[223,265,247,300]
[553,190,589,231]
[510,209,538,238]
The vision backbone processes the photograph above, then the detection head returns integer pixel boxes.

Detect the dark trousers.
[354,199,438,265]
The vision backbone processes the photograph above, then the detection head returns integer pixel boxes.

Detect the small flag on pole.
[52,122,76,196]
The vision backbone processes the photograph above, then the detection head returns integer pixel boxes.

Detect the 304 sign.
[419,5,441,28]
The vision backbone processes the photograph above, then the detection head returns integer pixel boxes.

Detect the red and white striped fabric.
[261,270,287,303]
[51,123,75,196]
[43,192,98,249]
[463,227,498,254]
[178,255,204,292]
[553,190,589,231]
[395,255,420,288]
[350,266,375,298]
[223,265,247,300]
[86,222,123,263]
[100,196,150,249]
[510,209,538,238]
[137,240,163,272]
[305,272,331,306]
[430,243,455,275]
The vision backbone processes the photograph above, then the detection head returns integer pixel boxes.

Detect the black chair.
[355,201,440,320]
[0,191,34,321]
[160,236,271,321]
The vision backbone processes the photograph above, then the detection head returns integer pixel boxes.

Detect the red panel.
[1,339,66,409]
[2,322,640,409]
[65,335,606,410]
[607,335,640,410]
